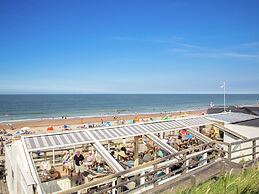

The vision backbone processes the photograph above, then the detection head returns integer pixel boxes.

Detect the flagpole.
[223,81,226,112]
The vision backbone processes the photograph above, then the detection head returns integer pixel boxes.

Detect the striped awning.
[141,120,185,133]
[90,125,148,141]
[178,117,213,127]
[23,115,216,151]
[24,131,93,151]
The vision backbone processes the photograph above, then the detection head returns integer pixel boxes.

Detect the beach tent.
[133,116,139,123]
[47,126,54,131]
[15,131,22,135]
[63,125,71,130]
[162,116,170,120]
[103,122,111,127]
[21,127,30,132]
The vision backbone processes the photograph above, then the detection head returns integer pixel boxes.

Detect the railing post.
[228,144,232,160]
[117,176,122,194]
[153,164,158,186]
[252,140,256,161]
[183,153,187,173]
[140,171,145,186]
[112,179,116,194]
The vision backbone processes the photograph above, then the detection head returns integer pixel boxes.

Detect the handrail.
[55,142,217,194]
[230,136,259,145]
[55,137,259,194]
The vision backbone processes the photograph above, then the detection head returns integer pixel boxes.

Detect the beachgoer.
[74,150,85,185]
[62,151,71,173]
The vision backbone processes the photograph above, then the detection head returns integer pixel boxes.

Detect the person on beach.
[74,150,85,185]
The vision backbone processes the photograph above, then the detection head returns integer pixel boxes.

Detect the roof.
[207,106,259,116]
[24,131,93,151]
[23,115,213,152]
[235,118,259,127]
[205,112,259,124]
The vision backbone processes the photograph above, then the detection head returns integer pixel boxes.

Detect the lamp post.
[221,81,226,112]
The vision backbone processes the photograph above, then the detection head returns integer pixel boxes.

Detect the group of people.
[162,130,199,151]
[62,150,107,185]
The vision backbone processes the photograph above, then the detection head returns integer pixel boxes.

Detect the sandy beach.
[0,109,206,135]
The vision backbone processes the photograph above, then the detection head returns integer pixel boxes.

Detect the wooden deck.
[0,180,8,194]
[143,159,243,194]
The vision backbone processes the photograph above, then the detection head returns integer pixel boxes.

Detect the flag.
[221,82,225,89]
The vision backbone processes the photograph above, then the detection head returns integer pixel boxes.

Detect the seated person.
[86,152,95,162]
[96,163,105,173]
[49,166,61,180]
[143,150,154,163]
[156,148,164,158]
[84,152,95,170]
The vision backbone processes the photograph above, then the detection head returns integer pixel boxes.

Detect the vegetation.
[174,165,259,194]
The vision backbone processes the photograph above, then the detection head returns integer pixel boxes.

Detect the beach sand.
[0,109,206,135]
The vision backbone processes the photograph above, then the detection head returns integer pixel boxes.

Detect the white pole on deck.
[221,81,226,112]
[52,149,55,166]
[223,81,226,112]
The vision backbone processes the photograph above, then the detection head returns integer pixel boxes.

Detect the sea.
[0,94,258,122]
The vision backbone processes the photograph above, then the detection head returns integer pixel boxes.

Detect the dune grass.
[173,165,259,194]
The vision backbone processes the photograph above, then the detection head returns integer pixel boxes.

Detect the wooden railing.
[55,137,259,194]
[56,142,218,194]
[215,136,259,162]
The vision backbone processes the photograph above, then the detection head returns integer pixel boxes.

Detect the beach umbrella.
[47,126,54,131]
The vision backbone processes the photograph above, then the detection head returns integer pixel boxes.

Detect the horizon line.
[0,93,259,95]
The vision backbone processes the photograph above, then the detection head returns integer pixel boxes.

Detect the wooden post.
[140,171,145,185]
[44,151,47,161]
[52,149,55,166]
[134,136,139,167]
[183,153,187,173]
[153,164,158,186]
[112,179,116,194]
[108,141,110,152]
[117,176,122,194]
[166,167,170,174]
[252,140,256,161]
[228,144,232,160]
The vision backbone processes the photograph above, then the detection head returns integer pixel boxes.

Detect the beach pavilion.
[5,112,259,194]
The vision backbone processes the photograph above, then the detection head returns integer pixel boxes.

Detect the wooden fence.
[55,137,259,194]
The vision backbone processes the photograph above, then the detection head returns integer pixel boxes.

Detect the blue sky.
[0,0,259,94]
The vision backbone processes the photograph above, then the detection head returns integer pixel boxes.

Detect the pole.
[223,81,226,112]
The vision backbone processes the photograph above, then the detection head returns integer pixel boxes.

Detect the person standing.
[74,150,85,185]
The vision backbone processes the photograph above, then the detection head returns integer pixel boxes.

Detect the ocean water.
[0,94,258,122]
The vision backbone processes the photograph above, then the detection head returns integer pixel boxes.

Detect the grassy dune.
[174,165,259,194]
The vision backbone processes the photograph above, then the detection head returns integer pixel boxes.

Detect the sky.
[0,0,259,94]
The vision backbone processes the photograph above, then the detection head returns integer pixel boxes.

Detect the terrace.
[5,112,259,194]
